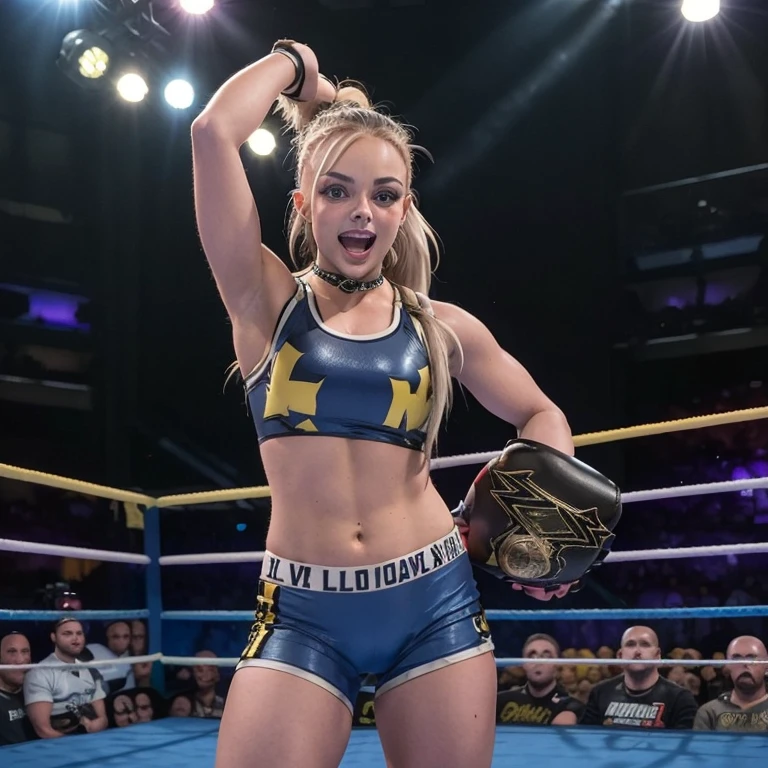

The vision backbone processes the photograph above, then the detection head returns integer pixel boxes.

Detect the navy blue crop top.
[245,280,433,451]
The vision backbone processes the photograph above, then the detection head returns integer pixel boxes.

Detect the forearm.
[32,722,67,739]
[27,701,64,739]
[193,53,296,146]
[518,408,574,456]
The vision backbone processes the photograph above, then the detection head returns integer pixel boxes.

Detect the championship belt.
[459,439,622,588]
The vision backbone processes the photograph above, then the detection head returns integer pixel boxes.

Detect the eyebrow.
[322,171,404,187]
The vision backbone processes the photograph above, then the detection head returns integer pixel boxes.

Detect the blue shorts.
[236,527,495,713]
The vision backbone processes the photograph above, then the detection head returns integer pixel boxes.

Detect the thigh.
[215,666,352,768]
[374,651,497,768]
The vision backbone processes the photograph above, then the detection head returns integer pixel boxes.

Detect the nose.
[351,196,372,223]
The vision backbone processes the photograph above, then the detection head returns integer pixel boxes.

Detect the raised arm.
[190,44,318,371]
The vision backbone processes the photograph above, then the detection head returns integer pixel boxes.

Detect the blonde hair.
[276,82,462,457]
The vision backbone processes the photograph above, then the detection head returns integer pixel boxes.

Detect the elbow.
[191,113,236,147]
[544,406,573,455]
[520,406,574,456]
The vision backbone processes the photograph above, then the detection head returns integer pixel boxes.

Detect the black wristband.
[271,41,306,100]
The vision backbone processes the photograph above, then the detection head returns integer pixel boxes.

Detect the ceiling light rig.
[57,0,194,109]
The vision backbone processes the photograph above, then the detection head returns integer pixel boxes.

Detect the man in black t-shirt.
[497,633,584,725]
[580,625,697,729]
[0,632,37,745]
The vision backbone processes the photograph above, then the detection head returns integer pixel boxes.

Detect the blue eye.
[320,185,347,199]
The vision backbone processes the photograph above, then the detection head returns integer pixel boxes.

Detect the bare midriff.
[259,435,454,566]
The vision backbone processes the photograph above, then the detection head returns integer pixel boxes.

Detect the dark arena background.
[2,0,768,766]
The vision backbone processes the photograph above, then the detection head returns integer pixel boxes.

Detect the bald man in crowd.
[694,635,768,732]
[580,625,697,729]
[0,633,37,745]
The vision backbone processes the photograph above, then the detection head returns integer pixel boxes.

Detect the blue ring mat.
[2,717,764,766]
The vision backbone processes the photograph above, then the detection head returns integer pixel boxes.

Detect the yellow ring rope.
[154,486,272,508]
[0,405,766,507]
[572,404,768,447]
[0,463,156,506]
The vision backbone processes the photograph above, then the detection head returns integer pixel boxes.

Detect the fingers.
[509,583,570,600]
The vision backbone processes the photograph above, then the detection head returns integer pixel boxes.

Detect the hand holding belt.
[456,439,622,589]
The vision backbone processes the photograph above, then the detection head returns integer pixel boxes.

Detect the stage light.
[116,73,149,103]
[681,0,720,22]
[180,0,215,14]
[57,29,114,88]
[246,128,276,157]
[164,79,195,109]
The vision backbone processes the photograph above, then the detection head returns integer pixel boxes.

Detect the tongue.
[339,235,372,253]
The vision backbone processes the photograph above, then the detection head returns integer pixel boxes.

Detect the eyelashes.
[318,185,402,205]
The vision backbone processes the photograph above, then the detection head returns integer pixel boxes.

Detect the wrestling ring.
[2,405,768,767]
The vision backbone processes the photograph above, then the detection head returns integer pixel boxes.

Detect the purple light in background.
[666,296,686,309]
[26,293,82,328]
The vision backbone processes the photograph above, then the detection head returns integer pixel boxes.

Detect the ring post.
[143,505,164,693]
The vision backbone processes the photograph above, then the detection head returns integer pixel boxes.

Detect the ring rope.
[0,653,162,672]
[158,551,266,566]
[493,657,757,669]
[0,462,155,505]
[0,609,150,622]
[0,655,757,671]
[154,539,768,568]
[605,542,768,563]
[0,538,150,565]
[622,476,768,503]
[155,604,768,622]
[8,504,768,566]
[1,406,765,508]
[430,405,768,469]
[154,486,272,508]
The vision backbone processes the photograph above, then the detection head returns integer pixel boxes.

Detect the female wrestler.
[192,41,575,768]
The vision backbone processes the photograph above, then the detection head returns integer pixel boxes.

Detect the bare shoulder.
[430,300,489,341]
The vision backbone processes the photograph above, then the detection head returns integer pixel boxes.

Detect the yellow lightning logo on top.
[263,343,324,432]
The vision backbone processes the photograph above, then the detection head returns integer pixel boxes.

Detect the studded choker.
[311,263,384,293]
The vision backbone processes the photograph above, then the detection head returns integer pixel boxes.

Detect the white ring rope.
[3,477,766,566]
[158,552,266,566]
[0,538,150,565]
[156,540,768,568]
[605,542,768,563]
[0,654,760,671]
[0,653,162,672]
[622,476,768,503]
[432,451,498,470]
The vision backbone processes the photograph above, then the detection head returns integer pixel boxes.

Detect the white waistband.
[260,527,465,593]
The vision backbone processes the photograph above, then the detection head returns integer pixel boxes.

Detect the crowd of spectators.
[4,618,767,745]
[0,617,229,746]
[490,627,768,732]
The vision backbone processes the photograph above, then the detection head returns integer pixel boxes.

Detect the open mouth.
[338,232,377,258]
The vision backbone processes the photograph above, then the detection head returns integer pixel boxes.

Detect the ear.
[401,193,412,224]
[616,648,624,660]
[292,190,310,222]
[50,632,56,645]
